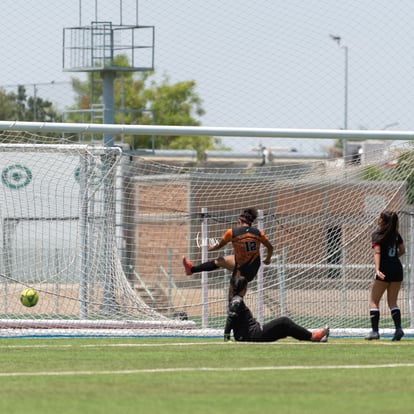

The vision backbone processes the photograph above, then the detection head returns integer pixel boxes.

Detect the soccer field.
[0,337,413,414]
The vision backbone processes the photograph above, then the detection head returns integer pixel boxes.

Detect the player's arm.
[223,304,235,341]
[208,238,226,252]
[224,316,232,341]
[224,295,243,341]
[261,233,274,265]
[208,229,232,252]
[372,244,385,279]
[397,234,405,257]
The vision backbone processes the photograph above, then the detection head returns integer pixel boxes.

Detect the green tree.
[389,149,414,205]
[0,88,19,120]
[67,55,224,159]
[0,85,59,122]
[361,145,414,205]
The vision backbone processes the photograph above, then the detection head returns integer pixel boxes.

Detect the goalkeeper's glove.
[224,333,231,342]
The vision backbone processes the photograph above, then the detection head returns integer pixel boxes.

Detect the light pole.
[330,35,349,159]
[343,45,349,131]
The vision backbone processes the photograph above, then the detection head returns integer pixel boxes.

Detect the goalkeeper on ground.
[224,276,329,343]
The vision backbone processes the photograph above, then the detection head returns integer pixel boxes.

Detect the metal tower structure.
[62,0,155,146]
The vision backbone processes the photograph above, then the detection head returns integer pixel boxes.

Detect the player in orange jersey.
[182,208,274,299]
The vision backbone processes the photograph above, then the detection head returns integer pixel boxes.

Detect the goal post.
[0,122,413,338]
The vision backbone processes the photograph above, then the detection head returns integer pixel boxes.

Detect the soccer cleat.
[365,331,380,340]
[311,325,330,342]
[182,256,193,275]
[320,332,329,343]
[392,328,404,341]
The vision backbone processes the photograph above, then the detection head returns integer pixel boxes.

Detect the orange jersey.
[222,226,270,281]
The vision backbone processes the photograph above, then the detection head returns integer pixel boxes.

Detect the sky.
[1,0,414,154]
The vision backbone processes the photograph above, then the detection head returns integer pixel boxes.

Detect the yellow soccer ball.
[20,288,39,308]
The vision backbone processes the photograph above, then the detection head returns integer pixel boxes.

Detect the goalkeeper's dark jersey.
[224,295,261,341]
[221,226,269,281]
[224,294,314,342]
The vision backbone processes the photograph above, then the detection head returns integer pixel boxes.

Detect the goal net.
[0,133,195,336]
[0,127,413,338]
[133,139,414,338]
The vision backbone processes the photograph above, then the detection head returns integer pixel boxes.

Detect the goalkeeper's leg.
[261,316,329,342]
[261,316,312,341]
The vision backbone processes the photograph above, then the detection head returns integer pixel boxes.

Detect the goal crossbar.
[0,121,412,140]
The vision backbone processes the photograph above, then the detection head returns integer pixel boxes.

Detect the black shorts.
[374,272,403,283]
[234,262,261,282]
[375,260,403,282]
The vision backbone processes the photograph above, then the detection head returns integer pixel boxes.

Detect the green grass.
[0,337,413,413]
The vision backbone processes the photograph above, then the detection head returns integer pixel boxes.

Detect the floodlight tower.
[62,1,154,316]
[62,0,155,146]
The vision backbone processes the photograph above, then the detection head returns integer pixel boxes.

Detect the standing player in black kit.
[366,210,405,341]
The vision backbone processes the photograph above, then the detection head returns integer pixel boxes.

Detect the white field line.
[2,341,413,377]
[0,339,412,349]
[2,363,414,377]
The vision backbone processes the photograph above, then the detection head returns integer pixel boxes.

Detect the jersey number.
[244,241,257,252]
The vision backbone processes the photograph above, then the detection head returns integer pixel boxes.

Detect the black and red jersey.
[371,231,404,282]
